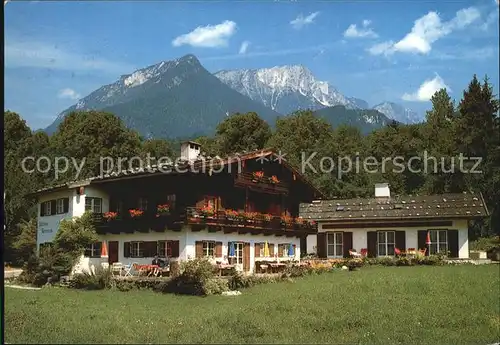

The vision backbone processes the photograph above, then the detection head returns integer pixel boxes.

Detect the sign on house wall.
[37,216,66,244]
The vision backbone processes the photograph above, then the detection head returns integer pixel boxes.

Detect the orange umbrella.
[101,241,108,258]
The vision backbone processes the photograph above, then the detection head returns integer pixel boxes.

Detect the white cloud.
[481,10,499,30]
[290,12,320,30]
[344,19,378,38]
[239,41,250,54]
[172,20,237,48]
[5,40,135,75]
[369,7,481,56]
[367,41,395,56]
[402,74,451,102]
[58,88,81,100]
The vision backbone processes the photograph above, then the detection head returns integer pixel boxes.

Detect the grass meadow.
[5,265,500,344]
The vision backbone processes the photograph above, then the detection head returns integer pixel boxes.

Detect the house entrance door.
[108,241,119,264]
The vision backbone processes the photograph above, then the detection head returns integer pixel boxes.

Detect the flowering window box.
[103,211,118,222]
[156,203,170,217]
[129,209,144,219]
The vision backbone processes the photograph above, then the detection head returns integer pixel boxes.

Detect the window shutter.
[367,231,377,258]
[448,230,459,258]
[292,244,296,256]
[50,200,57,215]
[124,242,130,258]
[254,243,261,257]
[145,241,157,257]
[243,242,251,271]
[342,232,353,258]
[395,231,406,251]
[195,241,203,258]
[417,230,427,253]
[63,198,70,213]
[317,233,327,258]
[215,242,223,257]
[171,240,180,258]
[269,244,275,256]
[40,204,44,217]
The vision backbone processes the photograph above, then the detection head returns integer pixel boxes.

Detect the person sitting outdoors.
[151,255,166,276]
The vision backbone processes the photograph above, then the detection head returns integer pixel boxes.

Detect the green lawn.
[5,265,500,344]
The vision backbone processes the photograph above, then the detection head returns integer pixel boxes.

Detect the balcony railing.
[234,172,288,194]
[90,207,317,234]
[186,207,316,233]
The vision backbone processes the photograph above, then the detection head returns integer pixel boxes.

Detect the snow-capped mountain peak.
[372,102,421,124]
[215,65,360,115]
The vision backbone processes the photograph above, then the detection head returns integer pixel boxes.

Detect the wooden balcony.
[91,207,317,235]
[234,172,289,195]
[91,211,185,234]
[185,207,317,234]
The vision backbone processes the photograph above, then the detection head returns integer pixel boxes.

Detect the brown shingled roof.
[30,148,324,199]
[299,192,489,221]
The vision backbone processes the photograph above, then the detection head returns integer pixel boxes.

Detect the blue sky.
[5,0,500,130]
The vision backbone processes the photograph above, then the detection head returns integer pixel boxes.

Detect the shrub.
[156,258,218,295]
[470,236,500,252]
[396,256,415,266]
[17,212,99,287]
[375,257,397,266]
[202,278,229,295]
[347,259,364,271]
[282,265,310,278]
[417,255,445,266]
[69,266,113,290]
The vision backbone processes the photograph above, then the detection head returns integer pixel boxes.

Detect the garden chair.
[349,249,362,258]
[406,248,416,256]
[100,262,110,270]
[394,248,402,256]
[418,248,427,256]
[111,262,123,277]
[360,248,368,257]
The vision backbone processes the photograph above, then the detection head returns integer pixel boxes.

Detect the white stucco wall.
[306,219,469,258]
[74,228,301,274]
[37,186,110,250]
[37,190,75,247]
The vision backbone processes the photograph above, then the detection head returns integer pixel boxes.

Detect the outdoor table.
[269,263,287,273]
[216,264,234,276]
[135,264,160,277]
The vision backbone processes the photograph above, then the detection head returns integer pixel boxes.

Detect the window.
[378,231,395,256]
[257,243,265,257]
[429,230,448,255]
[42,201,51,216]
[115,200,124,214]
[85,197,102,213]
[232,242,243,264]
[203,241,215,257]
[84,242,102,258]
[138,197,148,211]
[167,194,176,210]
[327,232,343,257]
[278,243,291,257]
[56,199,65,214]
[157,240,175,258]
[130,241,144,258]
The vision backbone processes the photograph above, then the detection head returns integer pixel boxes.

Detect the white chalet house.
[34,142,322,274]
[300,183,489,259]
